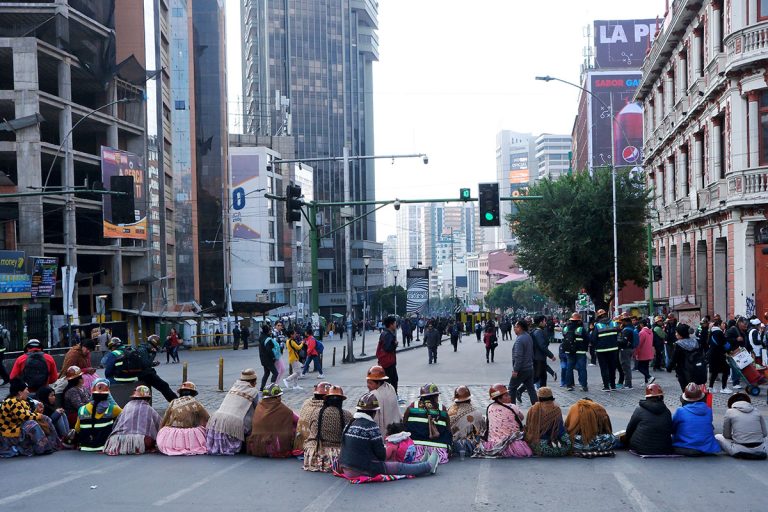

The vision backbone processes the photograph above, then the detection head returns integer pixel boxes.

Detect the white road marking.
[0,459,135,506]
[300,479,346,512]
[473,458,491,508]
[614,472,661,512]
[152,459,248,506]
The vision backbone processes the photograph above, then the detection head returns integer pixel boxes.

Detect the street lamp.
[360,255,371,356]
[535,75,621,317]
[393,268,399,317]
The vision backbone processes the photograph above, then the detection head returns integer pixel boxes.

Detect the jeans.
[618,349,633,388]
[652,344,664,370]
[637,360,651,383]
[284,361,302,388]
[49,410,70,438]
[566,353,587,388]
[383,460,432,476]
[533,360,549,388]
[428,346,438,364]
[139,370,179,402]
[597,350,617,389]
[509,368,537,405]
[302,355,322,376]
[560,353,568,386]
[485,346,496,362]
[261,362,278,389]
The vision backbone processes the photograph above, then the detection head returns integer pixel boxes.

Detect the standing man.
[232,323,241,350]
[376,316,399,393]
[652,315,666,370]
[532,315,555,387]
[301,326,323,379]
[726,317,750,390]
[592,309,619,392]
[425,322,441,364]
[617,313,637,390]
[664,314,678,369]
[449,321,460,352]
[509,319,537,405]
[241,323,250,351]
[563,312,588,392]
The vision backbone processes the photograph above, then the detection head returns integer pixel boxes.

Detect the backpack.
[685,347,705,370]
[562,327,577,354]
[315,339,324,354]
[22,352,49,390]
[113,349,145,377]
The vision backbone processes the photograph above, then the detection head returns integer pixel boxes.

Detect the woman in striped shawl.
[104,385,161,455]
[205,369,260,455]
[303,385,352,472]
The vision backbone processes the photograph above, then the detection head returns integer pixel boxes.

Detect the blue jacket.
[671,401,720,454]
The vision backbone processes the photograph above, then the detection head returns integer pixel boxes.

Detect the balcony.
[725,20,768,73]
[697,179,727,210]
[727,167,768,205]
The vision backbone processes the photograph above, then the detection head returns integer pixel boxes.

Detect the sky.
[223,0,663,243]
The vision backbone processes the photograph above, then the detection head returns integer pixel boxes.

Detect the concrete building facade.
[535,133,573,180]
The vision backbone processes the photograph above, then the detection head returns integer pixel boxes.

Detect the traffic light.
[478,182,500,227]
[286,184,302,223]
[652,265,662,282]
[459,188,471,201]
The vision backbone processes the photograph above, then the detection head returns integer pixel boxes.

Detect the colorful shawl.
[447,401,486,441]
[485,402,524,445]
[207,381,259,441]
[161,396,209,428]
[108,399,161,438]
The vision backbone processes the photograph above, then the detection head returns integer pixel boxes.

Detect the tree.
[484,281,522,311]
[369,286,406,317]
[510,167,650,311]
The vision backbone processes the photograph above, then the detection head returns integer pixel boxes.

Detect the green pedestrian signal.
[478,182,500,227]
[460,188,471,201]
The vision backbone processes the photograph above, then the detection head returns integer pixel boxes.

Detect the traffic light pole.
[647,222,654,316]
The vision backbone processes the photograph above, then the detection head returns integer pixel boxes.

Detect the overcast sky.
[224,0,662,242]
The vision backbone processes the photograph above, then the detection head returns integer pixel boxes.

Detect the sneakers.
[581,386,589,392]
[624,385,633,390]
[294,385,303,390]
[601,387,611,392]
[721,388,733,394]
[616,384,624,390]
[589,363,596,367]
[282,378,290,389]
[427,450,439,474]
[567,386,575,391]
[647,376,656,385]
[733,384,743,390]
[317,374,324,379]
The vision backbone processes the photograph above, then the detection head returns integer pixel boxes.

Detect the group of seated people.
[3,364,767,469]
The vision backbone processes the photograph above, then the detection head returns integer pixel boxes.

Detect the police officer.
[563,313,588,392]
[591,309,619,392]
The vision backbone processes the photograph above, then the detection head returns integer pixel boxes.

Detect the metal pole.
[360,264,368,356]
[647,222,654,316]
[310,203,319,315]
[450,227,456,305]
[344,147,355,362]
[394,274,398,317]
[610,110,620,317]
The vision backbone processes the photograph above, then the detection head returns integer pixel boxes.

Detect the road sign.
[577,293,589,309]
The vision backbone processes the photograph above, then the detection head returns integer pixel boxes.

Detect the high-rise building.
[495,130,535,245]
[241,0,380,317]
[191,0,229,307]
[535,134,572,181]
[396,205,423,278]
[382,235,398,287]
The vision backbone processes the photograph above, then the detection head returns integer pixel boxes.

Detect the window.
[174,100,185,110]
[760,91,768,165]
[760,0,768,21]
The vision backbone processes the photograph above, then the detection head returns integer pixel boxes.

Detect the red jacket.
[634,327,655,362]
[9,349,59,387]
[305,335,318,357]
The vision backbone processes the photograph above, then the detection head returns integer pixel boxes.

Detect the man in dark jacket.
[668,323,706,391]
[258,324,279,390]
[591,309,619,392]
[509,319,537,405]
[624,383,673,455]
[725,317,749,390]
[652,316,666,370]
[563,313,589,392]
[376,317,399,392]
[425,322,441,364]
[532,315,555,387]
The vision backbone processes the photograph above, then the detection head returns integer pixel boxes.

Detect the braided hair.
[316,395,345,444]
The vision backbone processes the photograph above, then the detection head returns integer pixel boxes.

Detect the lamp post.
[360,255,371,356]
[393,268,399,317]
[535,75,623,317]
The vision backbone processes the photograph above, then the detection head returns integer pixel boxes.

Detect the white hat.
[751,318,762,326]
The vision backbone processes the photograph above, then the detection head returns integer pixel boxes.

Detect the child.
[385,422,416,463]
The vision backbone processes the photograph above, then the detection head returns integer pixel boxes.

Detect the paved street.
[2,332,766,512]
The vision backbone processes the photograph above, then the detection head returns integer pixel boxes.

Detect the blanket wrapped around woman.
[206,379,259,455]
[156,395,209,456]
[474,402,532,458]
[565,399,616,457]
[524,387,571,457]
[247,395,297,458]
[104,394,161,455]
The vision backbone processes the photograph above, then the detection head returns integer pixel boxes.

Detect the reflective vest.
[405,404,452,450]
[564,325,588,354]
[594,322,619,352]
[78,403,117,452]
[111,349,139,382]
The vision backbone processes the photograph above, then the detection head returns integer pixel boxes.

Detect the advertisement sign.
[0,274,31,299]
[0,250,25,274]
[30,256,58,298]
[589,72,644,170]
[101,146,147,239]
[406,268,429,314]
[61,266,77,318]
[593,19,657,69]
[507,169,529,185]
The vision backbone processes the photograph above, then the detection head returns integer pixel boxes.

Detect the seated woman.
[403,383,453,463]
[0,379,58,457]
[565,398,616,457]
[524,387,571,457]
[715,393,767,459]
[447,385,486,456]
[76,379,122,452]
[671,382,720,456]
[36,385,74,443]
[623,383,673,455]
[303,385,353,472]
[63,366,90,428]
[294,381,331,454]
[339,392,438,478]
[156,381,209,456]
[474,384,532,458]
[62,339,99,391]
[385,422,416,462]
[104,385,161,455]
[247,384,297,458]
[206,369,260,455]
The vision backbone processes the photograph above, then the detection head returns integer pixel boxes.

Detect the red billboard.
[589,72,644,170]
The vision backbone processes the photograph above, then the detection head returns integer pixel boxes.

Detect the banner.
[0,274,31,299]
[62,266,78,319]
[101,146,147,239]
[30,256,58,298]
[594,19,657,69]
[406,268,429,314]
[0,250,25,274]
[589,72,644,170]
